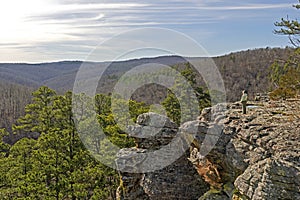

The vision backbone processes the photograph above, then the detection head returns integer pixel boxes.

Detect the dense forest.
[0,86,143,199]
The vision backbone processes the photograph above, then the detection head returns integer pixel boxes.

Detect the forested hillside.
[214,47,294,100]
[0,47,293,98]
[0,47,294,132]
[0,82,33,132]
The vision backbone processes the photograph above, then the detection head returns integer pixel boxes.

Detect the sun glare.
[0,0,57,43]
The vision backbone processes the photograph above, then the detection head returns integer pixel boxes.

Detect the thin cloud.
[199,3,292,10]
[92,14,105,21]
[46,3,150,12]
[0,0,295,62]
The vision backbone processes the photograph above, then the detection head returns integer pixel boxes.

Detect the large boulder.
[116,112,209,200]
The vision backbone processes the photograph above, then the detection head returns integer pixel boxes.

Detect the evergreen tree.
[5,138,37,199]
[0,129,11,199]
[162,63,211,125]
[0,129,10,157]
[274,0,300,46]
[270,2,300,99]
[13,86,56,135]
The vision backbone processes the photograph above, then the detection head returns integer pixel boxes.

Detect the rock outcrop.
[116,112,209,200]
[116,99,300,200]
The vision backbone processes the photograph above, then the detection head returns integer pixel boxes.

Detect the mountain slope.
[0,48,293,101]
[0,81,33,131]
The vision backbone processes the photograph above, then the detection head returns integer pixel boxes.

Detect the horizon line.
[0,46,293,65]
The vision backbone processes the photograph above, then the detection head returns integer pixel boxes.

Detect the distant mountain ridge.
[0,56,187,92]
[0,48,294,101]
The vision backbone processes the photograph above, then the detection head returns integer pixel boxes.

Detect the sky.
[0,0,299,63]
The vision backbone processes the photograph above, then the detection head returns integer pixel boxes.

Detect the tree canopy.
[0,86,149,199]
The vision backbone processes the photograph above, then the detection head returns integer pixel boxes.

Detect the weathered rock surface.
[188,99,300,200]
[116,99,300,200]
[116,112,209,200]
[231,100,300,200]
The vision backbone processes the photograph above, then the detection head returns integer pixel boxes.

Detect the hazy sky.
[0,0,298,63]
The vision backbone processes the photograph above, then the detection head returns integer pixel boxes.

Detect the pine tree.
[5,138,37,199]
[274,0,300,46]
[0,129,12,199]
[270,2,300,100]
[0,87,151,199]
[13,86,56,135]
[162,63,211,125]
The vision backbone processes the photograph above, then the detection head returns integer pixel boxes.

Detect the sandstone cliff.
[116,98,300,200]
